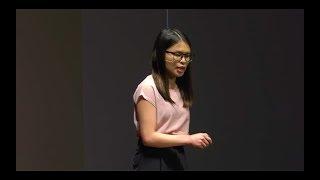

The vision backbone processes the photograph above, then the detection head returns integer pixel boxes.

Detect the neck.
[168,76,177,89]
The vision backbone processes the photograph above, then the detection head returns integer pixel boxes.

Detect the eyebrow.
[172,51,191,54]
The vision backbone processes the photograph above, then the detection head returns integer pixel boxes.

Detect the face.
[164,40,191,78]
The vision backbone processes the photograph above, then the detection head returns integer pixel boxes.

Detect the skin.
[165,40,191,88]
[136,40,213,149]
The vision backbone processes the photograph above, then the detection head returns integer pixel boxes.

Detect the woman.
[132,28,213,171]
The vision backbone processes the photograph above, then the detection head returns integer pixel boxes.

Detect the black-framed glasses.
[165,51,194,63]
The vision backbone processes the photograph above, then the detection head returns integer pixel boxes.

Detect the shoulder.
[137,74,156,89]
[133,74,157,106]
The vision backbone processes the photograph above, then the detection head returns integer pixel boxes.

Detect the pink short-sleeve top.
[133,74,190,135]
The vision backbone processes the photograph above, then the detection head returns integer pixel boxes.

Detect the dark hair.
[151,28,193,108]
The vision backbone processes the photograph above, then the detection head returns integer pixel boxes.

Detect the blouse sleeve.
[133,84,156,107]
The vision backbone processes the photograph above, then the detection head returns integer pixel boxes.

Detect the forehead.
[167,41,191,52]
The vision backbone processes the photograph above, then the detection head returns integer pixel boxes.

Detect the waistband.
[137,138,185,153]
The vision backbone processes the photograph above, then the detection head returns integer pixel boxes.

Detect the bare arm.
[136,97,213,148]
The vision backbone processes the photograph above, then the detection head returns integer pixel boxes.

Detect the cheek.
[165,63,175,72]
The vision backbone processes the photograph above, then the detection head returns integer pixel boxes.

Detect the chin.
[168,69,185,78]
[175,72,184,77]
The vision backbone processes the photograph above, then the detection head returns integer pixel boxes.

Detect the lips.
[176,67,186,73]
[176,67,186,71]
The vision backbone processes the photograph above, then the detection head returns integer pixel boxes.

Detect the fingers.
[200,141,206,149]
[199,133,213,149]
[190,132,214,149]
[203,133,213,144]
[201,135,210,146]
[193,138,206,149]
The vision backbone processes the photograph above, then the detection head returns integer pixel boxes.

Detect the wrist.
[185,134,192,146]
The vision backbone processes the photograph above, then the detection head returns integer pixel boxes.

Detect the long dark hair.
[151,28,193,108]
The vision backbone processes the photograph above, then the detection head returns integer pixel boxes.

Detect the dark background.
[16,10,84,170]
[16,9,304,171]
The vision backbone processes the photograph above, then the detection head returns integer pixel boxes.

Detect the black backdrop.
[17,9,304,171]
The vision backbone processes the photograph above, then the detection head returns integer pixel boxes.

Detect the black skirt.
[132,139,188,171]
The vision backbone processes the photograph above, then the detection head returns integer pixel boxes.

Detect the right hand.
[189,133,213,149]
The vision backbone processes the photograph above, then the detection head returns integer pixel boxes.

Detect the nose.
[180,56,188,63]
